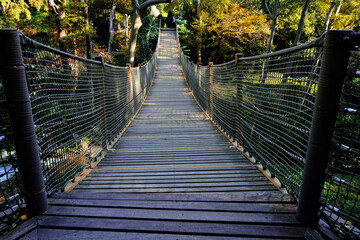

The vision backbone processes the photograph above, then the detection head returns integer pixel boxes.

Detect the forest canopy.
[0,0,359,65]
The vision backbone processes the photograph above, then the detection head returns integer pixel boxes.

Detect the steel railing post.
[208,62,214,120]
[235,53,244,145]
[126,63,133,119]
[95,56,110,147]
[0,29,48,215]
[296,30,354,227]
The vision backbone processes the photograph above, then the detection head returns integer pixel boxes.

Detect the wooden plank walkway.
[6,29,307,239]
[74,29,278,194]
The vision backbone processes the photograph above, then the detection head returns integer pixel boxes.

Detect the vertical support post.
[296,30,353,227]
[208,62,214,120]
[235,53,244,145]
[0,29,48,215]
[95,56,110,148]
[197,63,201,89]
[126,63,133,118]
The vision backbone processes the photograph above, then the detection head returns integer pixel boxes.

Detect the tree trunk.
[58,9,67,51]
[196,22,202,64]
[125,14,130,47]
[324,0,337,32]
[293,0,310,46]
[334,0,342,17]
[49,0,67,51]
[128,8,142,66]
[127,0,172,66]
[267,17,276,53]
[81,0,92,59]
[196,0,201,63]
[108,0,117,54]
[266,0,279,53]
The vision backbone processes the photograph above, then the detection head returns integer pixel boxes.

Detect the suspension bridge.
[0,27,359,239]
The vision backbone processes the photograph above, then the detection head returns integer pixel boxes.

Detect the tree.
[327,0,360,30]
[127,0,171,66]
[264,0,281,53]
[48,0,67,50]
[293,0,310,46]
[195,0,201,63]
[108,0,117,54]
[125,14,131,47]
[324,0,337,32]
[201,2,269,63]
[81,0,92,58]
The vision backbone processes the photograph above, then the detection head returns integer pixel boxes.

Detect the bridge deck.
[8,29,307,239]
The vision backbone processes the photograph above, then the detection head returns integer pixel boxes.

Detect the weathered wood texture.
[73,29,278,194]
[5,29,306,239]
[7,192,305,239]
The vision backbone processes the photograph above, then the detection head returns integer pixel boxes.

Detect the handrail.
[19,32,104,65]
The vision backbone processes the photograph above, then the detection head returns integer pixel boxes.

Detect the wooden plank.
[91,167,258,174]
[88,170,261,178]
[105,152,245,158]
[104,153,247,158]
[80,177,269,185]
[44,205,298,224]
[71,186,277,193]
[99,157,249,163]
[108,146,232,152]
[37,216,306,238]
[50,192,295,202]
[36,229,275,240]
[106,148,238,154]
[84,173,264,181]
[47,198,297,213]
[97,161,252,168]
[77,181,273,188]
[18,229,38,240]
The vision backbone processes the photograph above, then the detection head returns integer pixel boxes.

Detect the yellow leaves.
[191,2,271,62]
[0,0,47,21]
[201,3,270,41]
[28,0,48,11]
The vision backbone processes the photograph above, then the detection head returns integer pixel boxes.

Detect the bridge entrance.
[5,29,307,239]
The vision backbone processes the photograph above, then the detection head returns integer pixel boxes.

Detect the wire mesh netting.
[22,49,111,193]
[20,35,158,194]
[0,78,26,235]
[319,47,360,238]
[177,26,359,238]
[179,32,322,197]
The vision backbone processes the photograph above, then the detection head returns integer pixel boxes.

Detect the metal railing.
[0,27,160,234]
[177,25,360,238]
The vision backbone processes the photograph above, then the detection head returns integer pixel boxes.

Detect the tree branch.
[264,0,273,19]
[133,0,140,10]
[139,0,172,12]
[48,0,60,14]
[349,18,360,30]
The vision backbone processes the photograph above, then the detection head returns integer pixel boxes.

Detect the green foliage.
[178,0,269,64]
[90,0,132,47]
[0,0,47,28]
[137,15,152,65]
[0,0,358,64]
